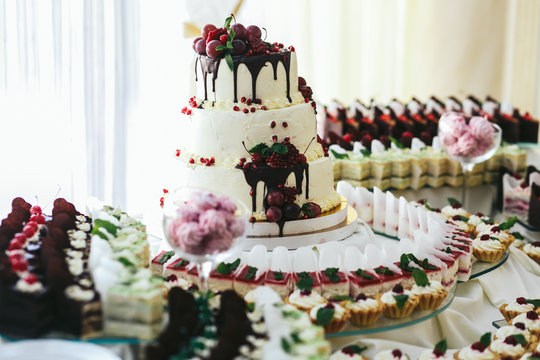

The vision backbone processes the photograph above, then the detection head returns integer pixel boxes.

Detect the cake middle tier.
[177,156,341,220]
[178,102,323,165]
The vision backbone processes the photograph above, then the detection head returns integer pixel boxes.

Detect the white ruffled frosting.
[309,303,347,321]
[15,278,43,293]
[490,338,526,357]
[513,312,540,332]
[411,281,445,296]
[67,257,84,276]
[473,237,504,252]
[345,298,380,312]
[288,289,327,309]
[380,289,414,305]
[495,325,531,342]
[441,206,469,217]
[419,350,452,360]
[505,301,535,313]
[456,347,497,360]
[65,285,95,302]
[522,243,540,256]
[374,349,410,360]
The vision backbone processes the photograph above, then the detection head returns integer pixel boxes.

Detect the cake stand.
[244,196,358,250]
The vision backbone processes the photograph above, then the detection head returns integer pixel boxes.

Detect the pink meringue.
[440,113,497,158]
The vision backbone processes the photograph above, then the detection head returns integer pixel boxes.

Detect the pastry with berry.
[410,268,448,311]
[380,284,419,318]
[513,311,540,335]
[489,334,528,359]
[342,293,383,327]
[472,232,506,263]
[521,242,540,265]
[374,348,410,360]
[454,333,497,360]
[286,287,327,312]
[494,322,536,349]
[330,344,369,360]
[419,339,452,360]
[500,297,538,324]
[309,301,350,334]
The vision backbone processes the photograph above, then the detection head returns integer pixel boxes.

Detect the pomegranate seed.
[241,97,246,103]
[261,106,267,110]
[30,205,42,215]
[250,107,255,112]
[243,108,249,114]
[250,189,254,196]
[288,46,295,51]
[311,101,316,108]
[249,217,256,223]
[219,34,228,43]
[176,149,181,157]
[284,137,290,142]
[233,106,240,111]
[240,158,246,162]
[305,98,309,103]
[200,158,206,163]
[271,121,276,128]
[272,135,278,142]
[189,158,195,164]
[282,122,288,127]
[181,107,187,114]
[246,98,252,105]
[186,109,192,115]
[265,50,270,54]
[24,273,38,285]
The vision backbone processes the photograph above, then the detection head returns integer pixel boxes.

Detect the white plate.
[0,339,120,360]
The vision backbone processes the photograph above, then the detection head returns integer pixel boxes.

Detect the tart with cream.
[410,269,448,311]
[309,302,350,334]
[419,339,452,360]
[454,333,497,360]
[489,335,528,359]
[343,293,383,327]
[286,288,327,312]
[472,233,506,263]
[380,284,419,318]
[500,298,537,324]
[521,242,540,265]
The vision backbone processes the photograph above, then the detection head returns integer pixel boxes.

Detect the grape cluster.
[282,186,299,203]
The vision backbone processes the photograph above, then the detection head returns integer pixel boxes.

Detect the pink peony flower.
[198,209,228,234]
[217,196,237,213]
[190,191,219,211]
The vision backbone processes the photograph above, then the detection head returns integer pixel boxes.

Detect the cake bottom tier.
[177,157,341,220]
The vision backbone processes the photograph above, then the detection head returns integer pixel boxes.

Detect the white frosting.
[505,302,535,313]
[65,249,84,259]
[523,243,540,256]
[193,51,301,104]
[380,289,414,305]
[309,303,347,321]
[330,351,365,360]
[374,349,410,360]
[441,206,469,217]
[77,222,91,232]
[473,237,504,252]
[65,285,95,302]
[178,102,322,166]
[456,347,497,360]
[67,257,84,276]
[411,281,445,295]
[495,325,530,342]
[15,278,43,293]
[288,289,327,309]
[468,215,489,227]
[345,298,380,312]
[513,312,540,331]
[490,338,526,357]
[76,215,87,222]
[419,350,452,360]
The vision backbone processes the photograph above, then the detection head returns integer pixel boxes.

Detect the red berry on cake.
[246,25,262,39]
[219,34,228,44]
[266,206,282,222]
[249,217,256,223]
[230,23,247,41]
[250,107,255,112]
[195,39,206,55]
[233,106,240,111]
[302,202,321,218]
[298,77,306,88]
[192,36,202,51]
[201,24,217,40]
[282,122,288,128]
[176,149,181,156]
[189,158,195,164]
[379,135,391,148]
[270,121,276,128]
[30,205,42,215]
[261,106,267,110]
[343,134,352,142]
[288,46,295,52]
[24,273,38,285]
[206,40,224,58]
[399,131,414,148]
[266,191,285,207]
[360,134,373,148]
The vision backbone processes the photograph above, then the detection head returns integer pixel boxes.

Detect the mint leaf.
[158,250,175,264]
[330,149,349,160]
[360,149,371,157]
[526,299,540,307]
[480,332,492,348]
[224,52,234,72]
[434,339,447,354]
[301,203,313,218]
[291,333,301,343]
[247,302,255,311]
[512,334,527,345]
[355,268,374,280]
[93,219,118,237]
[324,267,341,283]
[224,16,232,29]
[227,28,235,48]
[296,276,313,291]
[249,143,270,154]
[245,266,257,280]
[412,268,430,287]
[274,271,284,281]
[173,259,189,268]
[394,294,409,309]
[118,256,135,268]
[499,216,517,230]
[375,266,394,276]
[344,345,367,354]
[332,295,354,301]
[316,306,335,326]
[216,258,240,275]
[512,232,524,240]
[399,254,414,272]
[270,142,288,155]
[215,45,227,51]
[447,197,462,207]
[388,136,404,149]
[455,215,469,222]
[421,259,438,270]
[443,247,452,254]
[281,337,291,353]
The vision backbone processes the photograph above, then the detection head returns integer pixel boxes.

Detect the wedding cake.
[175,18,341,236]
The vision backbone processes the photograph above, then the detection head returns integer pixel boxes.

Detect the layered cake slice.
[209,257,240,292]
[292,247,322,294]
[233,245,268,296]
[263,246,292,298]
[151,250,175,276]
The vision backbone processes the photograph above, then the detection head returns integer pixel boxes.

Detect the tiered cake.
[175,19,342,238]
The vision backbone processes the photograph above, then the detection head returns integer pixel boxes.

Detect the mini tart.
[374,349,410,360]
[472,235,506,263]
[521,242,540,265]
[330,349,369,360]
[411,280,448,311]
[513,311,540,335]
[495,324,533,343]
[380,285,419,319]
[286,289,327,312]
[309,302,350,334]
[500,298,536,324]
[453,344,497,360]
[344,294,383,327]
[419,349,453,360]
[489,336,527,359]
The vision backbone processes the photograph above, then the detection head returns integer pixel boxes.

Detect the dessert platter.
[2,16,539,360]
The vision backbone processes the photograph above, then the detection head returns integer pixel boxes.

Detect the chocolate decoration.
[197,51,292,104]
[241,162,309,237]
[529,183,540,228]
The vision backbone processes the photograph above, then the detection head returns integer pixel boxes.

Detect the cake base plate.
[243,205,358,250]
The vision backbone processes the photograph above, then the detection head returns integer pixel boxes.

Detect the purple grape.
[266,191,284,207]
[283,203,301,220]
[266,206,282,222]
[231,40,246,55]
[195,39,207,55]
[192,36,203,51]
[206,40,224,59]
[246,25,261,39]
[201,24,217,40]
[230,23,247,41]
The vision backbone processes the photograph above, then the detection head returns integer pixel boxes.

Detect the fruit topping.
[392,284,404,294]
[324,302,335,309]
[516,297,527,304]
[30,205,42,215]
[470,342,486,352]
[301,202,321,218]
[266,191,285,207]
[283,203,301,220]
[356,293,367,301]
[24,273,38,285]
[526,310,538,320]
[392,349,403,358]
[206,40,225,59]
[399,131,413,148]
[300,288,312,296]
[266,206,282,223]
[514,322,526,330]
[480,234,490,241]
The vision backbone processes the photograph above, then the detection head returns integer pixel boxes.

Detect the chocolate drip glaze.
[197,51,292,103]
[241,162,309,237]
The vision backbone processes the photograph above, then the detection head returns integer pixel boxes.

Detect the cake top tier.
[191,17,308,106]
